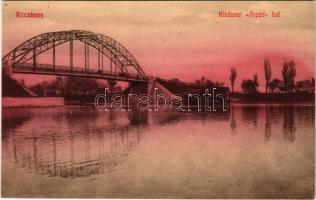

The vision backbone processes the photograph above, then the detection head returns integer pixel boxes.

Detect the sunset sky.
[3,1,315,92]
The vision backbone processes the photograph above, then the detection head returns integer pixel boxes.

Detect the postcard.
[2,1,315,199]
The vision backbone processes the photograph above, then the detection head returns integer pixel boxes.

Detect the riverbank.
[2,97,65,108]
[2,93,314,108]
[231,93,315,103]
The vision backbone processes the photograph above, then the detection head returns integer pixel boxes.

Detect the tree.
[64,77,99,95]
[253,74,259,92]
[241,74,259,94]
[282,61,290,93]
[50,77,64,96]
[282,60,296,93]
[264,59,272,93]
[194,77,223,88]
[201,76,206,84]
[241,80,254,93]
[269,79,281,93]
[29,77,101,96]
[288,60,296,93]
[229,67,237,93]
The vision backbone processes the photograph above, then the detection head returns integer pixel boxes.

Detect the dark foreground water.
[2,103,315,198]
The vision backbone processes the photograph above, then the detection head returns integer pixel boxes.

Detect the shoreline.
[2,93,315,108]
[2,101,314,109]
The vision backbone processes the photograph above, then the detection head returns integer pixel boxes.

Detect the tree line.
[229,59,315,94]
[27,77,121,97]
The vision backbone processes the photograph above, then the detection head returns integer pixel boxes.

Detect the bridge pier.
[108,80,117,94]
[125,78,177,105]
[3,65,12,75]
[128,82,148,95]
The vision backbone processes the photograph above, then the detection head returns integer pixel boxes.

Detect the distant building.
[295,80,315,93]
[274,81,286,93]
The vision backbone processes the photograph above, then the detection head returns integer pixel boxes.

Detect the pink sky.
[3,1,315,92]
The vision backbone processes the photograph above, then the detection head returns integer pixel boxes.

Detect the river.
[2,103,314,198]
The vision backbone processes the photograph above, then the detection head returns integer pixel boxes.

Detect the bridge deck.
[6,63,149,83]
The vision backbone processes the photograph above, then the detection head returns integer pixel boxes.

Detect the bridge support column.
[33,48,36,71]
[114,62,117,76]
[85,43,89,72]
[128,82,148,95]
[70,39,73,72]
[53,40,56,70]
[3,65,12,75]
[146,78,154,104]
[101,52,104,72]
[98,50,101,71]
[12,50,16,69]
[110,59,113,75]
[108,80,117,94]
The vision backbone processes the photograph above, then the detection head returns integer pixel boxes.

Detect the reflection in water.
[283,105,296,143]
[128,110,149,127]
[2,104,315,198]
[3,104,313,179]
[153,109,230,127]
[157,112,184,126]
[265,105,272,142]
[230,105,237,135]
[4,109,148,179]
[242,105,258,127]
[2,109,31,138]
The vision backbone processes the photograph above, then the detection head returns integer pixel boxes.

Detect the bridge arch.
[2,30,146,77]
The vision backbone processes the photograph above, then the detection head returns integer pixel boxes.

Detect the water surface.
[2,103,315,198]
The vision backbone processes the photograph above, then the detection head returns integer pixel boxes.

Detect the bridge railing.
[13,63,149,81]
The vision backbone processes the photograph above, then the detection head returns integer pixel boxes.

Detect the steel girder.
[2,30,146,77]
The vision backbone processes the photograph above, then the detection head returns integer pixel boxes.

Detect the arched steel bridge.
[2,30,149,83]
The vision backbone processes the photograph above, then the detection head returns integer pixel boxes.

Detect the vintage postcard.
[1,0,315,199]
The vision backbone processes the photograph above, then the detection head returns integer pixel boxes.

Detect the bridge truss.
[2,30,148,82]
